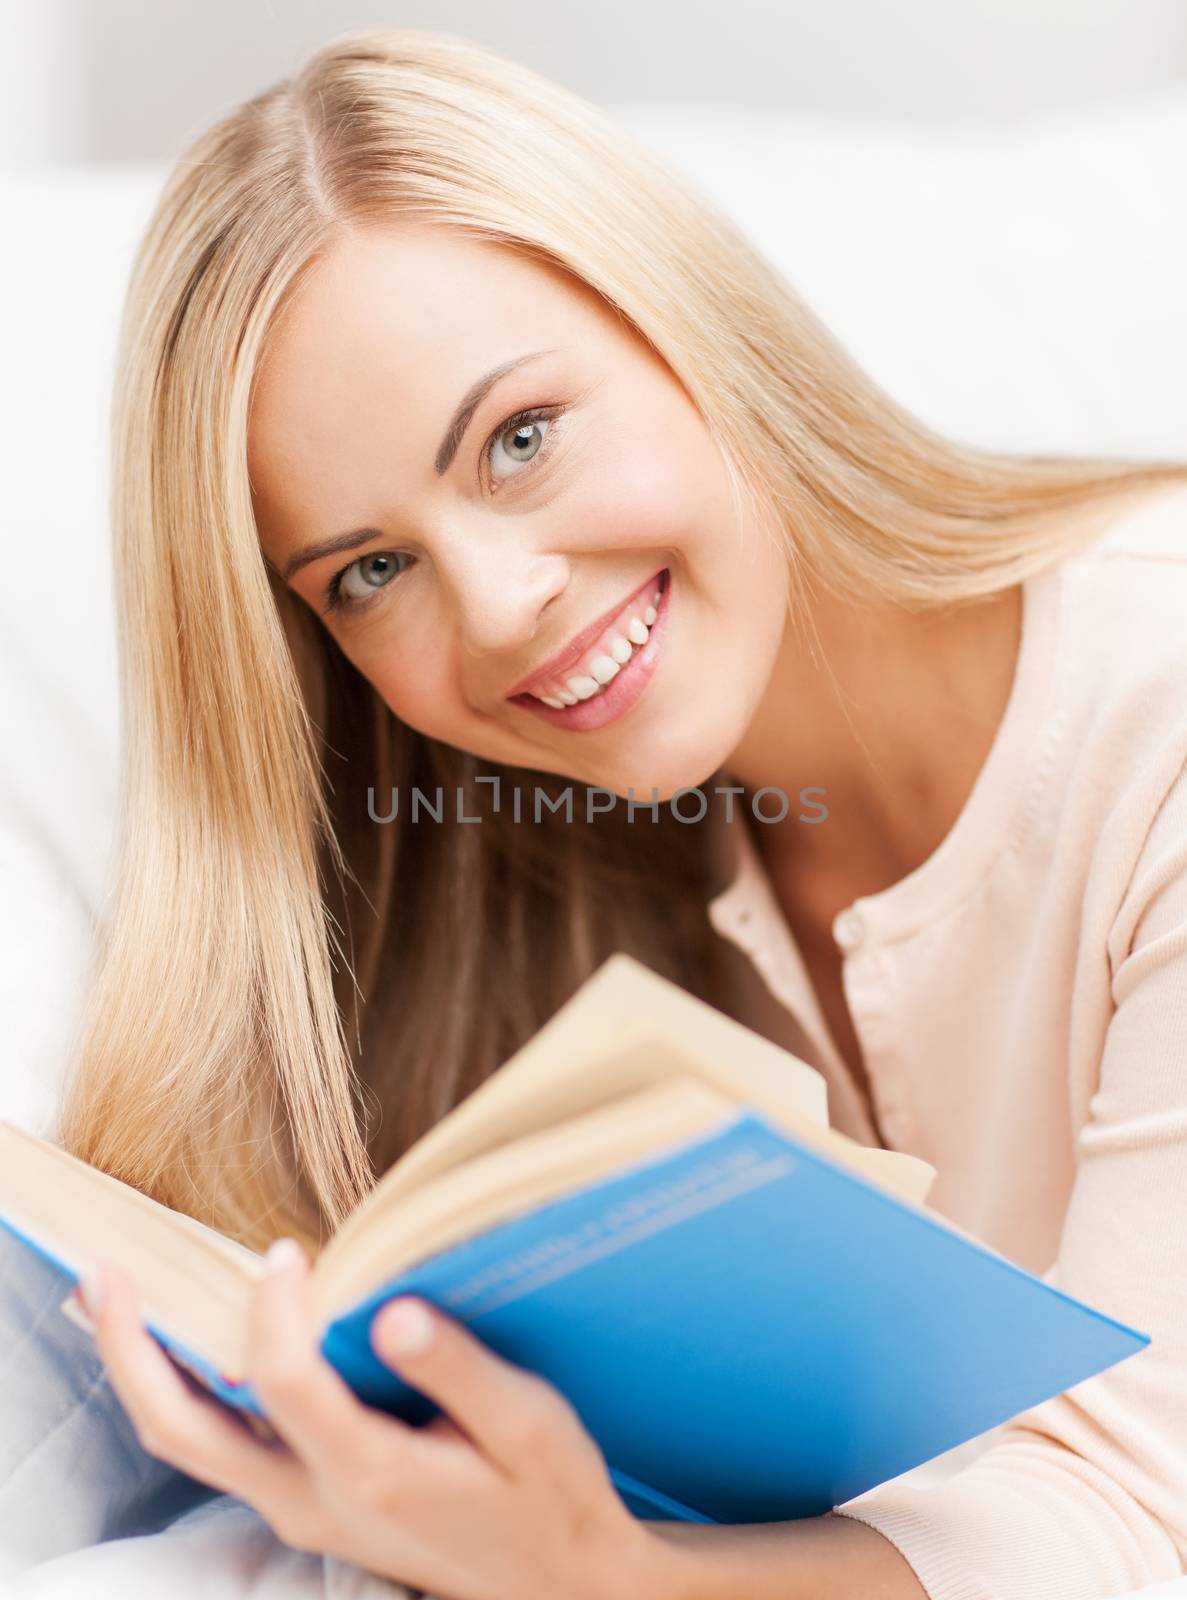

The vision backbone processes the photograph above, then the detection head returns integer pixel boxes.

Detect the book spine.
[53,1285,266,1423]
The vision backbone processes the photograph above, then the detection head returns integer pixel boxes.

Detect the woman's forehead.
[249,227,633,477]
[259,228,594,388]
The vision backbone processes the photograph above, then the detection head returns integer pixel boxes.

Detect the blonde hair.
[60,27,1187,1252]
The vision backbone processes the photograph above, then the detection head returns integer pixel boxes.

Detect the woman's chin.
[589,748,734,809]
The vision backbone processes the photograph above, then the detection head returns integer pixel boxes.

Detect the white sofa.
[1,92,1185,1599]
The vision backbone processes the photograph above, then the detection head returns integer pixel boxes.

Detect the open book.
[0,954,1149,1525]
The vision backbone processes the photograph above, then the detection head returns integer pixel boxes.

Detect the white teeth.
[528,584,665,711]
[588,654,620,685]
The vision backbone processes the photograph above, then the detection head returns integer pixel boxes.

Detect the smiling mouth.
[507,568,672,734]
[507,569,668,708]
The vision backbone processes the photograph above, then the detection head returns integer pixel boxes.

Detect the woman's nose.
[450,545,571,659]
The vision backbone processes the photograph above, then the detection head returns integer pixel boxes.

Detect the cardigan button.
[833,909,865,951]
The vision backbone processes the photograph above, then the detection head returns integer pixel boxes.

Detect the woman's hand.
[79,1241,668,1600]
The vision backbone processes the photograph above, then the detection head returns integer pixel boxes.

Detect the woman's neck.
[724,577,1024,898]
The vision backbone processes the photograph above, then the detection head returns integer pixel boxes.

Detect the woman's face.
[250,225,789,800]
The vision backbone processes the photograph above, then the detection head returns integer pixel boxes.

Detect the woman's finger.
[370,1297,596,1482]
[247,1239,430,1486]
[88,1263,311,1515]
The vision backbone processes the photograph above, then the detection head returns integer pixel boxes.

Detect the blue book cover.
[80,1104,1148,1527]
[0,950,1150,1528]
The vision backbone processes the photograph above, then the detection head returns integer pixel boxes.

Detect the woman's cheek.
[579,449,692,555]
[572,420,725,574]
[342,636,444,731]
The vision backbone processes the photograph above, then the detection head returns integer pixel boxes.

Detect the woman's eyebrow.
[433,348,557,476]
[281,347,557,583]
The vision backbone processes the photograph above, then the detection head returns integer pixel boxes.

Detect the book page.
[314,1075,743,1321]
[322,955,824,1246]
[0,1121,259,1376]
[318,954,933,1276]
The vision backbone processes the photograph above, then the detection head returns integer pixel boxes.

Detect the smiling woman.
[247,225,778,779]
[40,22,1187,1600]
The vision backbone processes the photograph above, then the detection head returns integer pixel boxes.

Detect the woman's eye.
[485,406,562,485]
[325,550,413,614]
[322,404,566,616]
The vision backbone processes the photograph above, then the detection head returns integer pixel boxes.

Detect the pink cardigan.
[705,483,1187,1599]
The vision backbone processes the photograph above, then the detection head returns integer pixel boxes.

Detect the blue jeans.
[0,1230,215,1577]
[0,1232,414,1596]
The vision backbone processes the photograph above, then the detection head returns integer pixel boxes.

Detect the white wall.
[0,4,82,164]
[3,0,1187,166]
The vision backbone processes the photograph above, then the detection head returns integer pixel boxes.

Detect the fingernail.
[263,1237,304,1275]
[381,1299,434,1355]
[60,1288,97,1336]
[80,1267,105,1318]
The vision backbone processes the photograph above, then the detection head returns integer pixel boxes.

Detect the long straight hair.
[59,28,1187,1252]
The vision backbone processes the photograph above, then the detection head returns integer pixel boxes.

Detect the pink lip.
[505,569,667,701]
[509,568,672,734]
